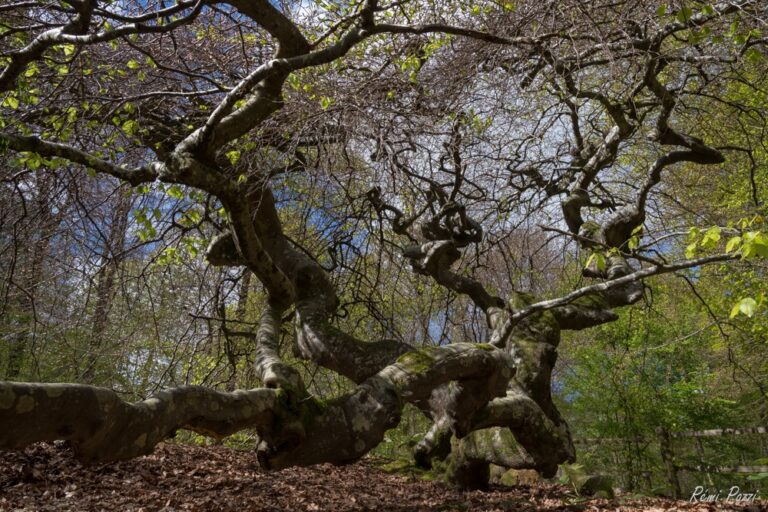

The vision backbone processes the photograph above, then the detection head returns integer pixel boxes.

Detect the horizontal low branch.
[0,343,514,473]
[0,382,277,463]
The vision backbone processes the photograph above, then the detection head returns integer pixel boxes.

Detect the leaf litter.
[0,443,762,511]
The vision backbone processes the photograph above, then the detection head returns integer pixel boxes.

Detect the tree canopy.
[1,0,767,491]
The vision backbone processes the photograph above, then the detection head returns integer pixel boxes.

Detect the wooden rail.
[671,427,768,438]
[574,426,768,445]
[676,465,768,474]
[573,426,768,497]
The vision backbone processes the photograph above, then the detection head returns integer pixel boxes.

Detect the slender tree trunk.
[81,189,132,383]
[225,269,252,391]
[5,173,59,379]
[236,270,251,320]
[696,437,714,487]
[657,427,681,498]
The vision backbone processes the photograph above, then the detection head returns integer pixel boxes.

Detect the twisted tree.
[1,0,766,489]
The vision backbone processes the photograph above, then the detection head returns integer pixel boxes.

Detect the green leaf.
[184,209,201,224]
[559,463,588,494]
[728,20,739,38]
[156,247,179,266]
[585,252,606,272]
[127,59,140,70]
[66,106,78,122]
[184,237,200,258]
[21,152,43,170]
[168,185,185,200]
[685,242,697,259]
[700,226,721,249]
[627,226,643,250]
[226,150,241,165]
[725,236,741,253]
[730,298,757,319]
[741,231,768,258]
[122,119,138,135]
[676,6,692,23]
[2,95,19,109]
[657,4,667,16]
[745,48,763,64]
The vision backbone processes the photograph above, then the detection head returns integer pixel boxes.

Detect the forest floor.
[0,443,763,512]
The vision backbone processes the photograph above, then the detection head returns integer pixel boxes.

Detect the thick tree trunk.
[413,293,576,487]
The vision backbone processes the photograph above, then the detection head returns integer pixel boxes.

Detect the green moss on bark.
[395,346,437,373]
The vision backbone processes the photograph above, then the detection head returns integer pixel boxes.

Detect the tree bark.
[1,343,513,471]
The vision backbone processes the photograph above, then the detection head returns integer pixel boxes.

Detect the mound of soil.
[0,443,760,511]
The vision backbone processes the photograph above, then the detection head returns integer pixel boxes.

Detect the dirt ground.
[0,443,763,511]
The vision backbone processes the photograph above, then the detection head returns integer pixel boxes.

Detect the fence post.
[695,437,714,486]
[656,427,682,498]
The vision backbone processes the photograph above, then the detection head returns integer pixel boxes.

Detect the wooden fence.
[574,426,768,497]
